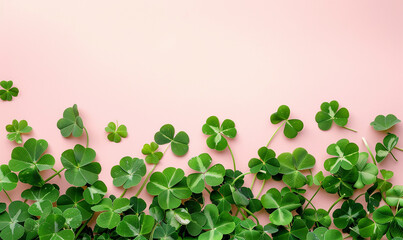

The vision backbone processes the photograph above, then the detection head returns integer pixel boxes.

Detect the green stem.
[135,164,157,197]
[204,187,211,194]
[83,126,89,148]
[300,195,317,211]
[250,174,257,190]
[239,208,247,220]
[231,172,252,186]
[256,179,266,198]
[149,223,158,240]
[397,201,400,212]
[304,186,321,210]
[51,168,62,178]
[227,143,236,171]
[75,214,93,240]
[240,206,260,225]
[394,146,403,152]
[328,195,345,213]
[44,167,65,182]
[3,190,12,202]
[266,121,285,147]
[234,208,240,217]
[362,137,377,165]
[120,189,128,198]
[354,193,365,202]
[390,151,398,161]
[341,126,357,133]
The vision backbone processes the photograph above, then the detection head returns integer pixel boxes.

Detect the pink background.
[1,0,403,224]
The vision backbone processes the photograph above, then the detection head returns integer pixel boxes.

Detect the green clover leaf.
[248,147,280,180]
[153,223,176,239]
[105,122,128,143]
[315,100,351,131]
[61,144,101,187]
[186,212,207,236]
[373,205,394,225]
[5,120,32,144]
[202,116,237,151]
[111,157,146,189]
[92,198,132,229]
[210,184,234,213]
[370,114,401,131]
[38,214,75,240]
[0,164,18,192]
[199,204,235,240]
[57,187,93,221]
[83,180,107,205]
[0,201,30,240]
[322,168,358,197]
[376,133,399,163]
[377,169,394,193]
[21,183,59,217]
[63,208,82,229]
[333,199,366,230]
[306,227,343,240]
[142,142,163,164]
[365,183,382,213]
[354,152,378,189]
[154,124,190,156]
[302,208,331,228]
[261,188,301,225]
[272,219,309,240]
[357,217,388,239]
[234,219,261,239]
[9,138,55,186]
[187,153,225,193]
[270,105,304,139]
[0,80,19,101]
[57,104,84,138]
[116,214,155,238]
[324,139,359,174]
[385,185,403,207]
[146,167,191,209]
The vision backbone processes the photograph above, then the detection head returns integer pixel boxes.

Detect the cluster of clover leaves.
[1,85,403,240]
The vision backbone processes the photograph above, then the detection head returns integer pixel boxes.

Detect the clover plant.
[105,121,128,143]
[0,80,19,101]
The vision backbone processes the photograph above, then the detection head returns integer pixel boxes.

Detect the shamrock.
[62,208,82,229]
[57,187,93,221]
[5,120,32,144]
[202,116,237,151]
[373,205,402,227]
[57,104,84,137]
[315,100,353,131]
[322,168,358,197]
[21,184,59,216]
[270,105,303,138]
[357,217,388,239]
[376,133,399,162]
[105,122,128,143]
[333,199,366,230]
[0,164,18,192]
[234,219,261,239]
[306,227,343,240]
[61,144,101,187]
[248,147,280,180]
[38,214,75,240]
[271,219,308,240]
[0,201,30,240]
[146,167,192,209]
[142,142,163,164]
[210,184,234,213]
[187,153,225,193]
[199,204,235,240]
[153,223,177,239]
[377,169,394,193]
[385,185,403,207]
[277,147,316,189]
[302,208,331,228]
[154,124,190,156]
[354,152,378,189]
[83,180,107,204]
[0,80,19,101]
[9,138,55,186]
[261,188,301,225]
[91,198,132,229]
[111,157,146,189]
[370,114,401,131]
[365,183,382,213]
[324,139,359,174]
[116,214,155,238]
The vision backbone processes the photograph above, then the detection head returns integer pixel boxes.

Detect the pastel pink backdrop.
[1,0,403,225]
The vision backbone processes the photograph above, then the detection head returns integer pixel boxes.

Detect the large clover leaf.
[21,183,59,216]
[111,157,146,189]
[9,138,55,186]
[154,124,190,156]
[142,142,163,164]
[105,122,128,143]
[202,116,237,151]
[38,214,75,240]
[376,133,399,163]
[357,217,388,239]
[315,100,351,131]
[0,201,30,240]
[187,153,225,193]
[6,119,32,144]
[57,187,93,220]
[0,164,18,192]
[333,199,366,230]
[91,198,132,229]
[57,104,84,137]
[116,214,154,238]
[199,204,235,240]
[354,152,378,189]
[270,105,303,139]
[248,147,280,180]
[61,144,101,187]
[385,185,403,207]
[370,114,401,131]
[278,148,315,189]
[324,139,359,174]
[261,188,301,225]
[0,80,19,101]
[146,167,191,209]
[322,168,358,197]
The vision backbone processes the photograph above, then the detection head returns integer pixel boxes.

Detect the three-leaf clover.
[83,180,107,204]
[302,208,331,228]
[91,198,132,229]
[357,217,388,239]
[199,204,235,240]
[354,152,378,189]
[142,142,163,164]
[116,214,155,238]
[154,124,190,156]
[5,120,32,144]
[333,199,366,230]
[370,114,401,131]
[38,214,75,240]
[111,157,146,189]
[385,185,403,207]
[376,133,399,162]
[57,187,93,220]
[315,100,352,131]
[21,184,59,216]
[270,105,303,139]
[322,168,358,197]
[261,188,301,225]
[324,139,359,174]
[306,227,343,240]
[0,80,19,101]
[248,147,280,180]
[57,104,84,137]
[0,201,30,240]
[0,164,18,192]
[105,122,128,143]
[202,116,237,151]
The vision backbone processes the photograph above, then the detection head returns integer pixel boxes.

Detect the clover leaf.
[270,105,303,138]
[154,124,190,156]
[306,227,343,240]
[315,100,352,131]
[261,188,301,225]
[202,116,237,151]
[57,187,93,221]
[199,204,235,240]
[61,144,101,187]
[248,147,280,180]
[210,184,234,213]
[376,133,399,163]
[83,180,107,204]
[377,169,394,193]
[187,212,207,236]
[365,183,382,213]
[91,198,132,229]
[105,122,128,143]
[277,148,315,189]
[21,183,59,216]
[370,114,401,131]
[386,185,403,207]
[57,104,85,138]
[333,199,366,230]
[354,152,378,189]
[146,167,191,209]
[116,214,155,238]
[0,201,30,240]
[153,223,176,239]
[38,214,75,240]
[142,142,163,164]
[9,138,55,186]
[272,219,308,240]
[234,219,261,239]
[0,80,19,101]
[357,217,388,239]
[302,208,331,228]
[324,139,359,174]
[0,164,18,192]
[322,168,358,197]
[5,120,32,144]
[111,157,146,189]
[63,208,82,229]
[187,153,225,193]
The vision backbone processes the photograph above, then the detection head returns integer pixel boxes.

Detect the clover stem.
[120,189,128,198]
[362,137,377,165]
[204,187,211,194]
[83,126,89,148]
[227,143,236,171]
[239,208,247,220]
[304,186,321,210]
[231,172,252,186]
[75,214,93,240]
[266,121,285,147]
[394,146,403,152]
[397,201,400,212]
[234,208,240,217]
[250,174,257,190]
[3,190,12,202]
[390,151,398,161]
[51,168,62,178]
[328,195,345,213]
[44,167,65,183]
[300,195,317,211]
[135,164,157,197]
[149,223,158,240]
[341,126,357,133]
[240,206,260,225]
[256,179,266,199]
[343,235,351,239]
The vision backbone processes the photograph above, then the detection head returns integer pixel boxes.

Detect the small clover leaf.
[376,133,399,163]
[105,122,128,143]
[261,188,301,225]
[111,157,146,189]
[92,198,132,229]
[270,105,303,139]
[333,199,366,230]
[199,204,235,240]
[38,214,75,240]
[0,201,30,240]
[202,116,237,151]
[57,104,84,138]
[116,214,155,238]
[354,152,378,189]
[0,164,18,192]
[142,142,163,164]
[248,147,280,180]
[154,124,190,156]
[315,100,351,131]
[385,185,403,207]
[57,187,93,220]
[0,80,19,101]
[9,138,55,186]
[324,139,359,174]
[83,180,107,204]
[21,183,60,217]
[61,144,101,187]
[5,120,32,144]
[370,114,401,131]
